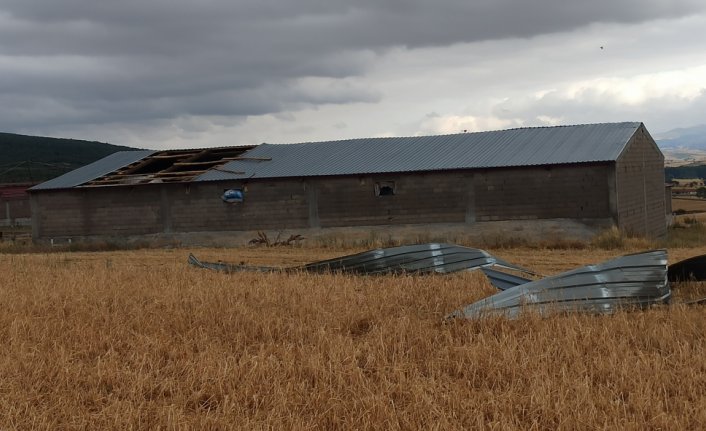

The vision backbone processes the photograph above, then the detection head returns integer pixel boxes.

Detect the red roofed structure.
[0,183,33,226]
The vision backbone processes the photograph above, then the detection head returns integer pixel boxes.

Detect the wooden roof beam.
[172,160,225,167]
[160,149,211,173]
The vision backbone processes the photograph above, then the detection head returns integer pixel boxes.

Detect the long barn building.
[29,122,667,243]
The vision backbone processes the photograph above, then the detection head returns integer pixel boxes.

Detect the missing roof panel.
[82,146,256,187]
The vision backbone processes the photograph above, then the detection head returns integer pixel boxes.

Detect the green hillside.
[665,165,706,181]
[0,132,139,183]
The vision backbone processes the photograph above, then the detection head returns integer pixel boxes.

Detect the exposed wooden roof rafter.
[80,145,256,187]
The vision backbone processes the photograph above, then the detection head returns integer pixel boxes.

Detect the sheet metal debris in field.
[446,250,671,320]
[299,243,533,275]
[187,254,278,273]
[668,254,706,282]
[189,245,706,320]
[480,267,533,291]
[188,243,537,277]
[482,253,706,292]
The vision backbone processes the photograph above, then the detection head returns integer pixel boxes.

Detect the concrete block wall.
[31,181,311,239]
[31,164,615,241]
[474,164,611,221]
[31,187,162,237]
[615,125,667,238]
[315,173,469,227]
[169,181,310,231]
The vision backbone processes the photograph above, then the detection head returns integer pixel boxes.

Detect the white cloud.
[416,115,521,135]
[562,66,706,105]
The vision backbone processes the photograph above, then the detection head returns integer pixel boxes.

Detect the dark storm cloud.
[0,0,703,131]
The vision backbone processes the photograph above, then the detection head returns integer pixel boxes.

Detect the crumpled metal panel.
[300,243,531,275]
[188,243,535,276]
[187,253,278,273]
[447,250,670,320]
[480,267,534,291]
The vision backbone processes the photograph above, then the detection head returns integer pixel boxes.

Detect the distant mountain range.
[655,124,706,149]
[650,125,706,168]
[0,132,138,183]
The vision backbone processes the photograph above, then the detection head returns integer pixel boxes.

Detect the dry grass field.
[672,197,706,214]
[2,245,706,429]
[672,197,706,225]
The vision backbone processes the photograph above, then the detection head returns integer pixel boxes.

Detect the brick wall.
[615,125,666,238]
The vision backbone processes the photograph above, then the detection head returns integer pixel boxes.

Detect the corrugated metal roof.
[30,150,156,191]
[29,122,646,190]
[196,122,643,181]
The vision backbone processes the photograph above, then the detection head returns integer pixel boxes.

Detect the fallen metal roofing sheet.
[30,150,156,191]
[190,245,706,318]
[484,253,706,291]
[299,243,532,275]
[188,243,535,276]
[480,267,534,291]
[195,122,642,181]
[446,250,670,320]
[187,254,278,273]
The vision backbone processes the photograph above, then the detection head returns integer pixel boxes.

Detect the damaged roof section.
[29,150,156,190]
[31,122,645,190]
[29,146,258,190]
[82,146,257,187]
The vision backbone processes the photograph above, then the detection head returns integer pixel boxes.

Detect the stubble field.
[672,197,706,214]
[2,245,706,430]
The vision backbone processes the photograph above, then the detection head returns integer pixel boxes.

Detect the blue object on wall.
[222,189,244,203]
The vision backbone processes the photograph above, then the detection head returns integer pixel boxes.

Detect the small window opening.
[375,181,395,196]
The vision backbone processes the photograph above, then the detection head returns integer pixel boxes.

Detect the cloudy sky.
[1,0,705,149]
